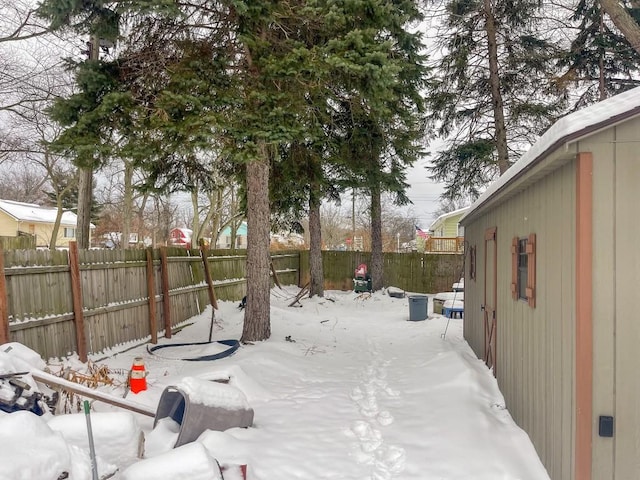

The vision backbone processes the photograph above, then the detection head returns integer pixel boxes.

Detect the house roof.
[428,206,470,231]
[171,227,193,238]
[461,86,640,223]
[220,223,247,236]
[0,199,79,226]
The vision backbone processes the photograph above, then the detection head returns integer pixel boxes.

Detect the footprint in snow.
[376,410,394,426]
[346,348,405,478]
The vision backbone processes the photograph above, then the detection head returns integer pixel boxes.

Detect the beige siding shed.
[460,87,640,480]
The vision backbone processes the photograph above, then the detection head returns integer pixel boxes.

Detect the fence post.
[160,247,172,339]
[199,239,218,310]
[0,245,9,344]
[69,242,88,362]
[146,247,158,344]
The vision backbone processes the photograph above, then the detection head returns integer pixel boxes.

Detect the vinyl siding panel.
[431,213,465,237]
[462,157,576,480]
[0,212,18,236]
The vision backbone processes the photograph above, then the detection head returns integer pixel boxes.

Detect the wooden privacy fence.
[0,244,300,361]
[299,250,464,294]
[0,245,460,362]
[0,235,35,250]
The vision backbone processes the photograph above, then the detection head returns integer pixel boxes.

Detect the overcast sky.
[405,158,445,229]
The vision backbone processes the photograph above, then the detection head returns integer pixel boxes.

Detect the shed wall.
[580,117,640,480]
[462,159,576,480]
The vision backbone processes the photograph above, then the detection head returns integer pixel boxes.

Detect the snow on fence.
[0,245,299,361]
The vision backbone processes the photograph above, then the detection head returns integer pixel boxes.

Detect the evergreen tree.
[557,0,640,106]
[37,0,426,338]
[426,0,565,201]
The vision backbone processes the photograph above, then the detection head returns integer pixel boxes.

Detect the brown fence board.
[0,247,460,361]
[299,250,463,294]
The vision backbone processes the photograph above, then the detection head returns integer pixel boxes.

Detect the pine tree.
[426,0,565,201]
[557,0,640,106]
[37,0,426,339]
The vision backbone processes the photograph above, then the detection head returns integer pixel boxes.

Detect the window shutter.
[526,233,536,307]
[511,237,518,300]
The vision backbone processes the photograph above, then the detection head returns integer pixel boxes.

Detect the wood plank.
[199,240,218,310]
[0,245,8,344]
[31,369,155,418]
[146,247,157,344]
[160,247,172,338]
[69,242,88,362]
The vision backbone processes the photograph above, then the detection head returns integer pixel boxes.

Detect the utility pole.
[76,34,99,249]
[351,189,356,251]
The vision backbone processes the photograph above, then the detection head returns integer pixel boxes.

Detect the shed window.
[63,227,76,239]
[517,239,528,299]
[511,234,536,307]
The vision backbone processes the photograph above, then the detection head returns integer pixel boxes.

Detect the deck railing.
[424,236,465,253]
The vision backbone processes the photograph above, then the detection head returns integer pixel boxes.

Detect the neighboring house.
[423,207,469,253]
[459,86,640,480]
[168,227,193,248]
[428,207,469,237]
[0,199,86,248]
[216,222,247,249]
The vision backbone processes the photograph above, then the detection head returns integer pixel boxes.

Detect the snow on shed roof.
[461,86,640,222]
[0,199,79,226]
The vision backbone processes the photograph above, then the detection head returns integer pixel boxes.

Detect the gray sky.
[405,158,444,229]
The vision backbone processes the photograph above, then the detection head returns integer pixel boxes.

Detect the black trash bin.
[408,295,428,321]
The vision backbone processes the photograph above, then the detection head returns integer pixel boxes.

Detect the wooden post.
[270,260,283,290]
[146,247,158,344]
[69,242,88,362]
[160,247,172,339]
[199,239,218,310]
[0,245,9,344]
[575,152,593,480]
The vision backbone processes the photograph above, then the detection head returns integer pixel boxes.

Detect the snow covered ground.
[0,286,550,479]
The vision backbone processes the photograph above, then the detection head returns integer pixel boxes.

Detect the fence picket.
[0,248,460,360]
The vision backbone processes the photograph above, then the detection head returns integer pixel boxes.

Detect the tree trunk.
[370,184,383,292]
[308,181,324,298]
[482,0,509,175]
[600,0,640,56]
[122,161,133,249]
[50,197,63,249]
[190,188,201,247]
[241,143,271,342]
[76,167,92,249]
[75,34,99,250]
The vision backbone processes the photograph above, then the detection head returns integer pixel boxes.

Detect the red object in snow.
[129,357,147,394]
[221,464,247,479]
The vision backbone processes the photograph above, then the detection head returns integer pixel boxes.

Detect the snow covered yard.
[0,286,550,479]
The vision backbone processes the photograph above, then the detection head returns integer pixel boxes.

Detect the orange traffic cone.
[129,357,147,394]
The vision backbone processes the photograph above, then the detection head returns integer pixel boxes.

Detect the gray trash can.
[408,295,428,321]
